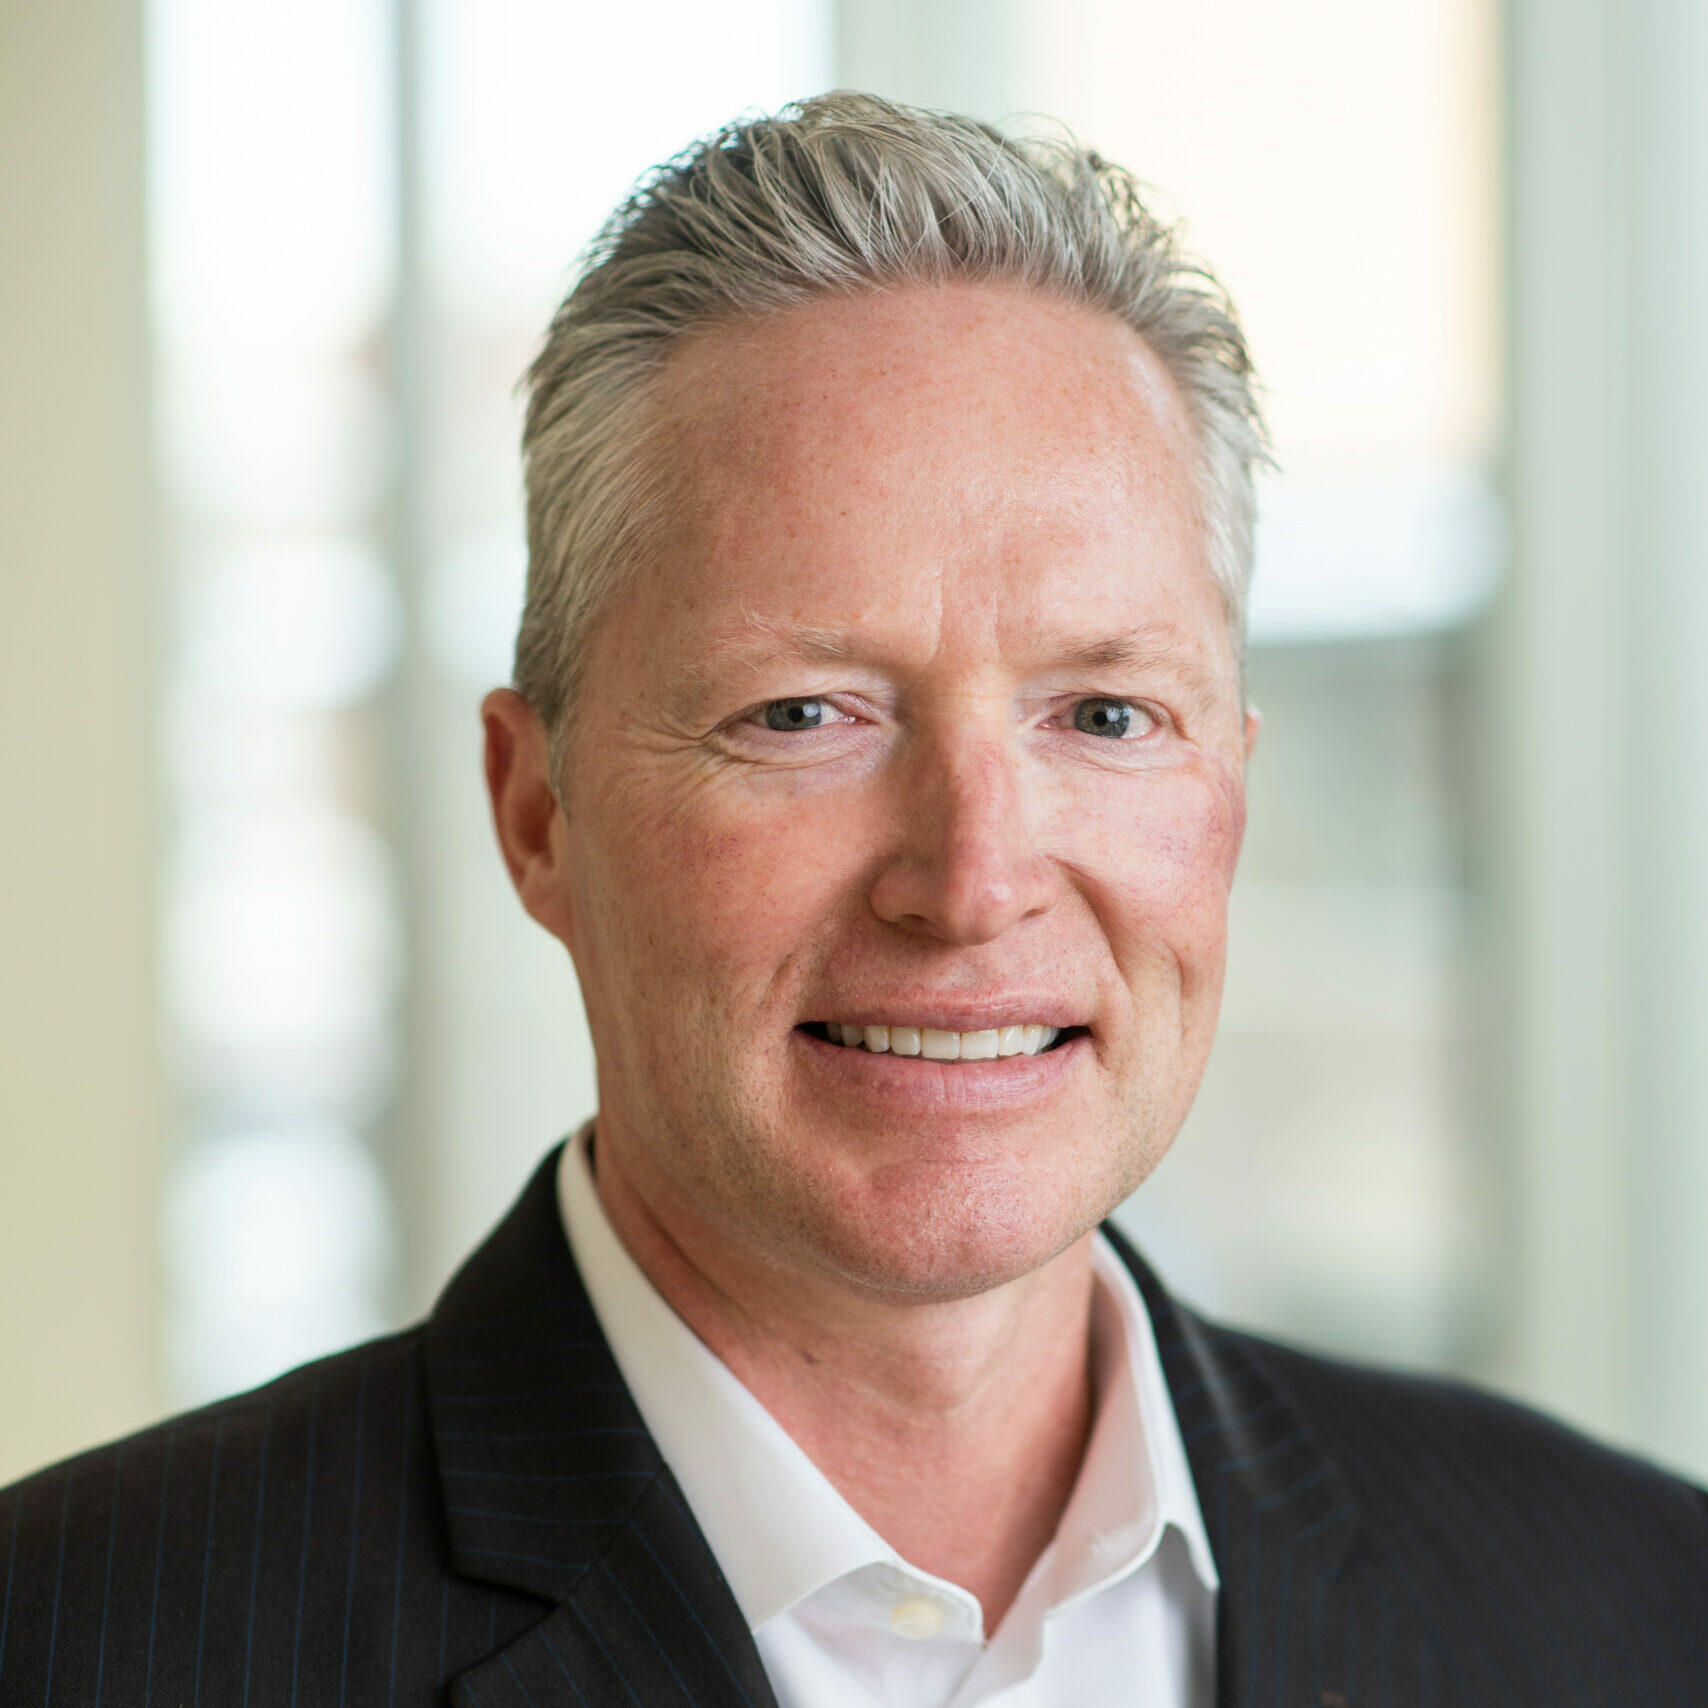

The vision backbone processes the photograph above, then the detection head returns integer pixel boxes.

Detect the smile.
[806,1022,1069,1059]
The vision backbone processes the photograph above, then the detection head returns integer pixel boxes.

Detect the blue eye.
[1073,698,1133,737]
[763,697,830,731]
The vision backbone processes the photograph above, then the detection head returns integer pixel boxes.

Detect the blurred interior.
[3,0,1705,1488]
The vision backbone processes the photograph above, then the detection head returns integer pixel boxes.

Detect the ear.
[482,687,575,946]
[1242,702,1263,762]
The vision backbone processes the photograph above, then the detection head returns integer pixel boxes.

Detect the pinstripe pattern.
[0,1328,545,1707]
[1,1146,1703,1705]
[1108,1224,1708,1707]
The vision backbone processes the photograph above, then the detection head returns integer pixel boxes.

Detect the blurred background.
[3,0,1705,1487]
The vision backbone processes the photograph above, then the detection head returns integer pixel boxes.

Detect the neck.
[594,1136,1097,1631]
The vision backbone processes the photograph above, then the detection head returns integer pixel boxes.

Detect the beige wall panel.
[0,0,163,1483]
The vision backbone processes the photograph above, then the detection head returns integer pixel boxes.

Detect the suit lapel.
[426,1146,778,1708]
[1106,1225,1454,1708]
[446,1471,779,1708]
[425,1149,1449,1707]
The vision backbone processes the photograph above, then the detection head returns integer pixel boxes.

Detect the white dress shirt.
[556,1127,1218,1707]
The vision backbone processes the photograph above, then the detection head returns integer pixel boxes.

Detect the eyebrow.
[1050,629,1228,719]
[662,618,861,715]
[666,617,1225,716]
[737,616,863,664]
[1054,630,1191,675]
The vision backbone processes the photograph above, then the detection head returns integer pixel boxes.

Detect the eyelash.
[756,696,850,732]
[739,695,1166,740]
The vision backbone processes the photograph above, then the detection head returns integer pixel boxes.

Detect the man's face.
[546,281,1253,1300]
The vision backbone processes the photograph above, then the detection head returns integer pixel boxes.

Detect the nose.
[868,723,1056,945]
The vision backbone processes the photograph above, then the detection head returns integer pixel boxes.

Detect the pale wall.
[0,0,163,1484]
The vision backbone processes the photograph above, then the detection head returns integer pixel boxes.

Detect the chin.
[803,1164,1112,1300]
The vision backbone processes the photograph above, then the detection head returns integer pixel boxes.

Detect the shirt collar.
[556,1125,1217,1634]
[1082,1229,1220,1598]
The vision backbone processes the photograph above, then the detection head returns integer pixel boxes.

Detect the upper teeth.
[826,1024,1060,1058]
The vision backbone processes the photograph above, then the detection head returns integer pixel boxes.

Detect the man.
[1,93,1703,1708]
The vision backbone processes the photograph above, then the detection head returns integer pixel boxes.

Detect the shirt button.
[890,1596,947,1639]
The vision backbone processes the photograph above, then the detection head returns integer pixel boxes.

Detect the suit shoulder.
[1,1323,427,1514]
[0,1326,430,1675]
[1227,1323,1708,1556]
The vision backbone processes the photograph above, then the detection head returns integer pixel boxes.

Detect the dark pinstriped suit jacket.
[2,1145,1704,1706]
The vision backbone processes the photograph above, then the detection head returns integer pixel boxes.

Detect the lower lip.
[793,1026,1089,1113]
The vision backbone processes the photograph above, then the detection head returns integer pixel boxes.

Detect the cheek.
[589,774,860,996]
[1048,760,1247,969]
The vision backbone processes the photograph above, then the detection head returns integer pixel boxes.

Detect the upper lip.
[801,997,1089,1032]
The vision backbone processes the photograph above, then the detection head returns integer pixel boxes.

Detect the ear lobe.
[1242,703,1263,761]
[482,687,574,943]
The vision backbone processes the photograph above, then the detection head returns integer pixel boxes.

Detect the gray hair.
[516,91,1267,755]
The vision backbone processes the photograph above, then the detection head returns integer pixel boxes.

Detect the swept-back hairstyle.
[516,91,1266,758]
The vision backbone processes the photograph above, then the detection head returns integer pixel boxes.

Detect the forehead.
[652,280,1202,540]
[623,280,1225,689]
